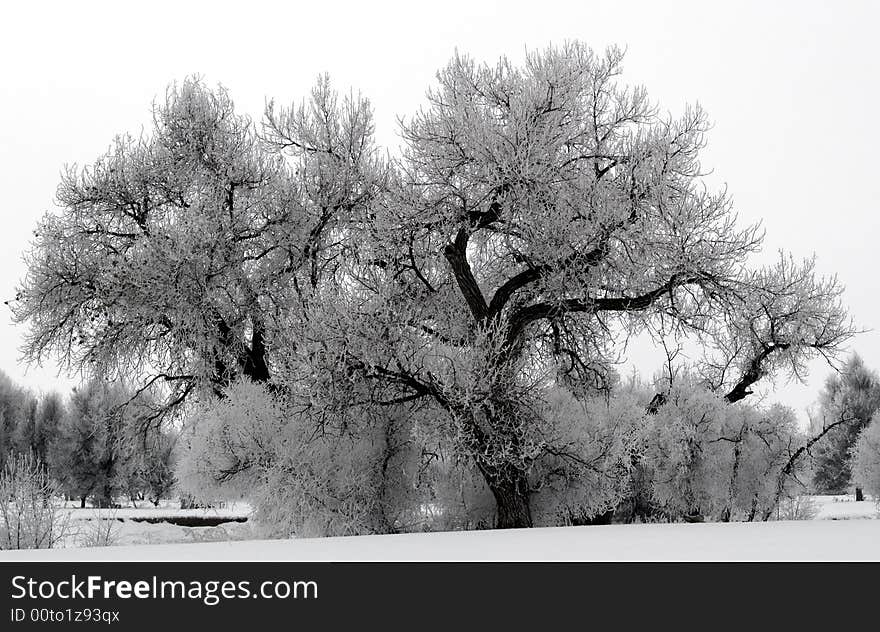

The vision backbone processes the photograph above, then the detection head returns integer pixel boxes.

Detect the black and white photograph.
[0,0,878,592]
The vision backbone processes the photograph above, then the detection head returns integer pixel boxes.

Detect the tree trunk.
[95,482,113,508]
[721,432,745,522]
[856,487,864,502]
[480,467,533,529]
[491,480,533,529]
[80,496,86,509]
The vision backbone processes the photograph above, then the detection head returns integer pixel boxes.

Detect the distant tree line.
[0,374,175,508]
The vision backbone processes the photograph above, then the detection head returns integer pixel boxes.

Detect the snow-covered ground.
[4,518,880,561]
[2,495,878,560]
[812,494,880,520]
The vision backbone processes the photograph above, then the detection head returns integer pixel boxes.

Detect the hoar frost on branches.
[177,379,424,537]
[13,43,855,530]
[640,381,806,522]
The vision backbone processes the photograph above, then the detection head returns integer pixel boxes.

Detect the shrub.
[74,508,121,547]
[772,495,819,521]
[0,452,69,549]
[177,379,425,538]
[423,458,495,532]
[530,388,646,526]
[639,382,803,522]
[251,412,424,538]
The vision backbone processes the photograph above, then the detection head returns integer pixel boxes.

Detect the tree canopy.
[12,42,856,528]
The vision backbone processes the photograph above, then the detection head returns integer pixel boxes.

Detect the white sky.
[0,0,877,426]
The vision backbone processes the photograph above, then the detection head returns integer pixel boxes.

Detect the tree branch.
[443,228,488,321]
[506,275,697,346]
[486,244,607,320]
[763,413,857,520]
[723,343,790,404]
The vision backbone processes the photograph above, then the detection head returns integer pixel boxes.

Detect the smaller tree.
[0,373,36,469]
[637,380,804,522]
[120,423,177,507]
[10,394,38,459]
[48,381,129,508]
[811,355,880,497]
[851,413,880,501]
[32,392,65,467]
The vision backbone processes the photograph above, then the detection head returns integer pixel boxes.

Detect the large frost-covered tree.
[14,43,854,528]
[296,44,853,527]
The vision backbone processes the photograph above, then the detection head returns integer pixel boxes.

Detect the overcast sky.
[0,0,877,426]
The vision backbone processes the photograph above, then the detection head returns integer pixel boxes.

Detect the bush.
[252,412,424,538]
[74,508,121,547]
[772,495,819,521]
[638,383,803,522]
[0,452,69,549]
[175,379,285,504]
[177,379,425,538]
[422,458,495,532]
[530,388,646,526]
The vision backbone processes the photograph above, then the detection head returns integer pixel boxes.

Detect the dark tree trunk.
[479,466,533,529]
[80,496,86,509]
[211,319,236,396]
[721,432,745,522]
[243,327,271,383]
[856,487,864,502]
[491,479,533,529]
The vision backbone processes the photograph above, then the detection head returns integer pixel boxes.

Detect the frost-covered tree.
[14,80,308,406]
[48,380,155,508]
[10,391,67,472]
[14,43,855,529]
[525,387,645,525]
[121,419,177,507]
[851,413,880,501]
[176,379,422,536]
[0,373,37,469]
[0,376,65,475]
[810,355,880,497]
[30,392,65,467]
[287,44,852,527]
[637,381,803,522]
